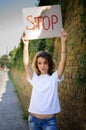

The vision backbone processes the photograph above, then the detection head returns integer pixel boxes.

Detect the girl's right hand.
[22,33,29,45]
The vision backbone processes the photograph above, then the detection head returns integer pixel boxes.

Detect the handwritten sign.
[23,5,62,40]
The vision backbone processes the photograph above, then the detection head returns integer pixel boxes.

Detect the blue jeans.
[28,114,58,130]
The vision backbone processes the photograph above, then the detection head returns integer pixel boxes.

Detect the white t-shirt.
[26,71,64,114]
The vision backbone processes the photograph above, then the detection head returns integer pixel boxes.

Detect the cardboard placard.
[23,5,62,40]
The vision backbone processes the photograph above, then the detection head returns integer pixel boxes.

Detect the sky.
[0,0,40,57]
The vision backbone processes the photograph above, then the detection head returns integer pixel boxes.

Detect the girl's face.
[37,57,49,74]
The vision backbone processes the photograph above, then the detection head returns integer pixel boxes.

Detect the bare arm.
[57,29,68,79]
[22,35,33,80]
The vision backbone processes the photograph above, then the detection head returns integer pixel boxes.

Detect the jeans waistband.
[29,113,56,121]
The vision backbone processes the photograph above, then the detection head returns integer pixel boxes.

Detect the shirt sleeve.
[26,72,37,86]
[53,70,64,83]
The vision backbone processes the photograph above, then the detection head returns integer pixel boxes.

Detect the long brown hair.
[32,51,54,75]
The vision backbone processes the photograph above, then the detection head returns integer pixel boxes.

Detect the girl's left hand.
[61,28,68,43]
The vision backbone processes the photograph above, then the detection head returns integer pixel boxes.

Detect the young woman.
[22,29,67,130]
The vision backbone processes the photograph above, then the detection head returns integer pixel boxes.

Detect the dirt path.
[0,71,29,130]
